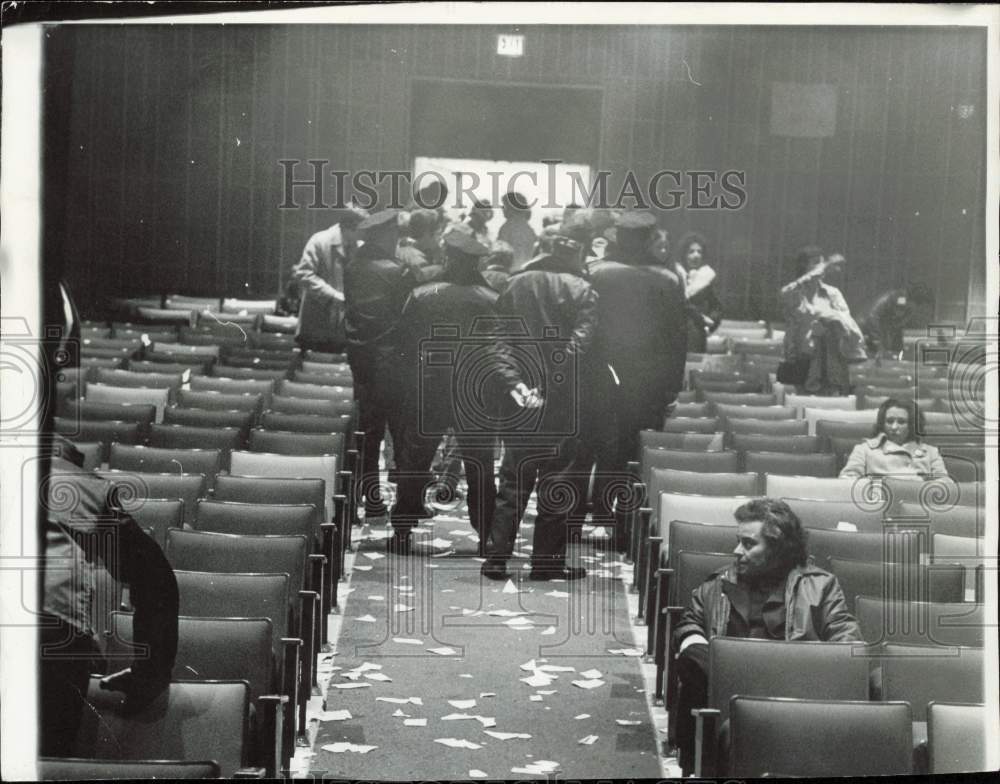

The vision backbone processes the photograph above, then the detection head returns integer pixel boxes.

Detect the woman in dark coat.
[677,231,723,353]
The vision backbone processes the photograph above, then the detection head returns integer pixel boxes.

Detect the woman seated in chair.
[839,397,946,479]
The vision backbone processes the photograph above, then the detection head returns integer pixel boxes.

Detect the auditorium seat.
[726,696,913,778]
[269,394,356,418]
[148,423,244,465]
[164,405,254,437]
[658,492,748,532]
[178,388,265,417]
[816,418,875,443]
[730,433,822,453]
[782,497,887,533]
[67,442,102,471]
[277,379,353,400]
[85,384,171,423]
[669,401,712,418]
[300,360,352,375]
[73,678,264,777]
[640,447,740,476]
[765,474,867,501]
[805,527,889,569]
[229,451,338,522]
[211,364,288,382]
[260,412,353,435]
[129,358,213,376]
[713,403,796,423]
[37,758,221,779]
[784,393,858,413]
[129,498,184,549]
[896,502,983,539]
[293,370,354,387]
[804,408,875,436]
[98,470,207,528]
[212,475,327,529]
[164,295,223,312]
[302,350,347,364]
[111,323,177,343]
[647,468,760,497]
[827,557,966,612]
[222,297,277,315]
[932,534,986,599]
[942,456,984,483]
[927,703,988,774]
[195,499,315,539]
[884,478,982,510]
[109,444,222,485]
[702,391,778,408]
[661,416,721,434]
[725,417,809,437]
[250,429,344,459]
[878,643,984,723]
[52,418,142,463]
[639,431,725,453]
[745,450,839,477]
[855,596,985,647]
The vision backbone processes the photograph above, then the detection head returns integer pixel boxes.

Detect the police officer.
[343,209,417,530]
[482,224,599,581]
[391,229,501,551]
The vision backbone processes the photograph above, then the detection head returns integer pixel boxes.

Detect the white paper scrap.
[332,682,371,690]
[318,709,352,722]
[537,665,575,673]
[448,699,477,710]
[393,604,414,612]
[434,738,483,750]
[504,617,534,627]
[367,595,385,601]
[608,647,643,656]
[428,647,459,656]
[574,713,591,720]
[391,709,409,717]
[469,770,488,779]
[353,564,373,571]
[484,731,531,740]
[545,590,570,598]
[403,718,428,727]
[578,735,599,745]
[365,672,392,682]
[579,669,602,679]
[354,614,377,623]
[376,696,423,705]
[479,692,496,698]
[541,626,557,635]
[572,679,605,690]
[321,742,378,754]
[429,538,455,549]
[520,674,555,688]
[536,689,557,695]
[502,580,518,594]
[442,713,475,721]
[474,716,496,728]
[616,719,642,726]
[361,551,385,561]
[490,609,528,618]
[392,637,423,645]
[529,695,543,702]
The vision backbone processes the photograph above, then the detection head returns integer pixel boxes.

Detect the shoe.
[386,531,411,555]
[480,560,510,581]
[528,565,587,581]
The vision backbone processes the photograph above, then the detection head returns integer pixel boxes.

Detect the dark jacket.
[343,243,417,382]
[395,265,500,432]
[492,253,598,437]
[861,289,914,354]
[397,241,444,284]
[673,562,861,647]
[585,258,688,411]
[44,448,179,681]
[481,265,511,294]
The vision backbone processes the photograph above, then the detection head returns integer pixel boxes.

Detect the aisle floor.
[303,487,681,780]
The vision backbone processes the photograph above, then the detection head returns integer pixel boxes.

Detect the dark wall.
[52,24,987,323]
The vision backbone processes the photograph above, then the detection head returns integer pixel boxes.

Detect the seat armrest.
[256,694,288,778]
[233,767,266,778]
[693,707,721,777]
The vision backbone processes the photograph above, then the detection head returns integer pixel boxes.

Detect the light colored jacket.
[781,275,866,362]
[294,224,350,344]
[839,434,947,479]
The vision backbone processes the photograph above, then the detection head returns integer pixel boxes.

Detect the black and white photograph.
[1,2,997,780]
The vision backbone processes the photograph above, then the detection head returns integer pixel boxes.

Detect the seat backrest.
[694,379,763,394]
[942,456,984,483]
[261,314,298,334]
[927,702,988,774]
[128,499,184,549]
[665,523,737,585]
[879,643,984,721]
[658,492,748,541]
[229,451,336,521]
[211,364,287,381]
[108,611,273,703]
[827,557,966,612]
[151,340,222,359]
[747,451,839,477]
[933,534,986,598]
[641,447,739,479]
[95,368,183,396]
[731,433,822,454]
[109,444,222,485]
[166,529,307,595]
[98,470,206,527]
[805,408,876,436]
[293,370,354,387]
[783,497,887,533]
[52,418,142,462]
[63,400,156,430]
[785,393,857,412]
[148,424,244,465]
[249,428,345,458]
[898,502,983,539]
[714,404,796,422]
[195,499,315,539]
[85,384,171,423]
[661,416,721,434]
[277,379,353,400]
[163,406,254,436]
[190,375,275,404]
[269,394,356,417]
[174,570,290,642]
[729,696,912,777]
[669,401,712,418]
[855,596,985,647]
[212,475,326,527]
[765,474,863,501]
[673,550,734,612]
[222,297,276,315]
[176,388,264,415]
[703,392,778,408]
[804,527,888,570]
[129,358,212,376]
[648,467,759,497]
[709,638,870,724]
[816,418,875,442]
[260,411,353,434]
[300,359,350,374]
[74,678,250,777]
[37,758,221,779]
[726,417,809,437]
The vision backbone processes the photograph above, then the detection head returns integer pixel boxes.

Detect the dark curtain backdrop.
[49,24,987,324]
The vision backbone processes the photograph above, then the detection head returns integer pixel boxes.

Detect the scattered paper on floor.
[448,699,477,709]
[428,647,459,656]
[354,614,377,623]
[579,669,603,679]
[483,730,531,740]
[403,718,428,727]
[434,738,483,749]
[376,696,423,705]
[392,637,423,645]
[318,709,352,722]
[322,742,378,753]
[572,679,605,690]
[578,735,599,745]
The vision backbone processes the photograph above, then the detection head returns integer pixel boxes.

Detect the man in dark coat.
[482,227,599,581]
[671,498,861,775]
[343,208,417,532]
[397,208,444,284]
[293,206,368,353]
[390,230,501,550]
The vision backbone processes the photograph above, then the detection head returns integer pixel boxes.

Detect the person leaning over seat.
[839,397,947,479]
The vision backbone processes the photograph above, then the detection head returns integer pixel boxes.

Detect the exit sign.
[497,34,524,57]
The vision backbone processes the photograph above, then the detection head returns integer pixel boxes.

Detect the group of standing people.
[292,196,690,579]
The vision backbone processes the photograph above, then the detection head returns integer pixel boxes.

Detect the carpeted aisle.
[309,497,664,781]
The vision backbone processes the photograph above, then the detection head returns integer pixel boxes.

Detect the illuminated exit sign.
[497,34,524,57]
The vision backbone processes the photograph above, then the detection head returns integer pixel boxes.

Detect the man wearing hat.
[588,211,688,507]
[389,229,502,551]
[482,219,599,581]
[463,198,494,246]
[343,208,418,526]
[293,205,369,353]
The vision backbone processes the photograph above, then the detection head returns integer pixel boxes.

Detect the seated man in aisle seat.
[670,498,861,776]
